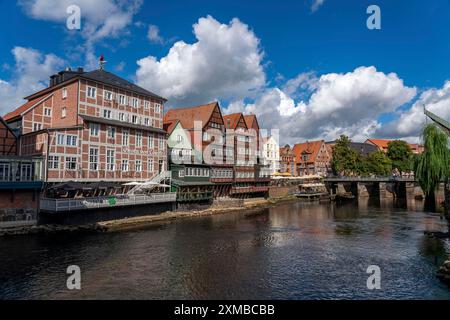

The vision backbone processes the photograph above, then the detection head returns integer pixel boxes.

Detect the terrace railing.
[40,192,177,212]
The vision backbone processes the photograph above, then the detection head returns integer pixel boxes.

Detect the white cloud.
[136,15,266,106]
[147,25,164,44]
[0,47,65,116]
[19,0,143,68]
[311,0,325,12]
[226,66,416,144]
[378,81,450,141]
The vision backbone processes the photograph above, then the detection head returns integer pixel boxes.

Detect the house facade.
[293,140,331,177]
[262,136,280,176]
[4,68,168,184]
[164,119,213,203]
[365,139,424,154]
[279,145,296,176]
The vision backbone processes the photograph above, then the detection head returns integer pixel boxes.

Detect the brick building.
[279,145,296,176]
[4,67,168,184]
[293,140,331,177]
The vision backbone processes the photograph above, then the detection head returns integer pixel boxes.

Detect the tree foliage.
[331,135,361,176]
[387,140,413,173]
[414,124,450,195]
[365,150,392,176]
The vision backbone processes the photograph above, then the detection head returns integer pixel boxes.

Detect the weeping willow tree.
[414,124,450,207]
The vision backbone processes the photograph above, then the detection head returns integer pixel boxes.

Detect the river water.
[1,199,450,300]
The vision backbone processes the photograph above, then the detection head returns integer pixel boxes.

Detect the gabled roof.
[223,113,246,130]
[293,140,324,164]
[163,119,180,135]
[0,116,17,138]
[164,102,220,130]
[365,139,392,149]
[243,114,259,130]
[3,94,53,121]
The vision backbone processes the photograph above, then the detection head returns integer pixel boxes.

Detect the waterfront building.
[293,140,331,177]
[224,113,270,197]
[262,136,280,176]
[365,139,424,154]
[279,145,296,176]
[0,117,43,227]
[3,64,176,219]
[164,119,213,203]
[164,102,234,197]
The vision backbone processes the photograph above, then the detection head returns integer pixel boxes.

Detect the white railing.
[40,192,177,212]
[127,171,172,195]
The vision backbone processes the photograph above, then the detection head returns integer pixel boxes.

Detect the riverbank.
[0,195,301,237]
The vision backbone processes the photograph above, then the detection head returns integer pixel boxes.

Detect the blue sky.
[1,0,449,143]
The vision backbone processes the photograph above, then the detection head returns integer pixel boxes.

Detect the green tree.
[414,124,450,196]
[387,140,413,174]
[331,135,361,176]
[365,150,392,176]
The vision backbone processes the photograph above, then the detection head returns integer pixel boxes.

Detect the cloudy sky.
[1,0,449,144]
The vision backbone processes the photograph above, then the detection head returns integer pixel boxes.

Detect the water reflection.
[0,199,449,300]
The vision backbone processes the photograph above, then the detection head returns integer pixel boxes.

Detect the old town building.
[4,67,168,184]
[293,140,331,177]
[262,136,280,176]
[164,102,234,197]
[279,145,296,176]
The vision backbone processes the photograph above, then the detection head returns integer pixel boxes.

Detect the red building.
[279,145,296,176]
[4,67,168,184]
[293,140,331,177]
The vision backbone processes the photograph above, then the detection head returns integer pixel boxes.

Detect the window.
[90,123,100,137]
[144,118,150,126]
[87,86,97,99]
[159,139,165,149]
[106,150,115,171]
[119,95,126,105]
[103,109,112,119]
[0,163,10,181]
[44,108,51,116]
[65,157,77,170]
[20,164,32,181]
[33,123,42,131]
[148,161,154,172]
[177,134,183,143]
[61,107,67,118]
[107,126,116,139]
[135,160,142,172]
[136,132,142,147]
[119,113,125,122]
[48,156,59,169]
[203,132,210,141]
[62,88,68,99]
[144,101,150,109]
[148,135,154,148]
[132,98,139,108]
[121,159,129,172]
[104,90,113,101]
[89,148,99,171]
[155,103,161,113]
[132,115,138,124]
[66,135,77,147]
[122,131,129,146]
[57,134,65,145]
[179,169,185,178]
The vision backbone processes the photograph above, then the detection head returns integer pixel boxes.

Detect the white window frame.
[65,157,77,171]
[44,108,52,116]
[61,107,67,118]
[135,160,142,172]
[90,123,100,137]
[121,159,129,172]
[89,148,99,171]
[122,130,129,146]
[106,149,115,171]
[104,90,113,101]
[87,86,97,99]
[136,131,142,147]
[62,87,68,99]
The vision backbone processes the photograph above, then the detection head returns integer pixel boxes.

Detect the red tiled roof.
[293,140,324,164]
[163,119,179,135]
[365,139,391,149]
[164,102,219,130]
[243,114,257,129]
[3,94,52,121]
[223,113,245,130]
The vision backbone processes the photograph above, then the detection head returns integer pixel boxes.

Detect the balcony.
[0,156,44,189]
[40,192,177,212]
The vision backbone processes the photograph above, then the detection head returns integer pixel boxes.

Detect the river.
[1,199,450,300]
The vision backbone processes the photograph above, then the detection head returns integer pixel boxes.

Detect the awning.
[49,182,92,191]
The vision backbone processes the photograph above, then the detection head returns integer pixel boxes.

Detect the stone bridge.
[323,177,434,200]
